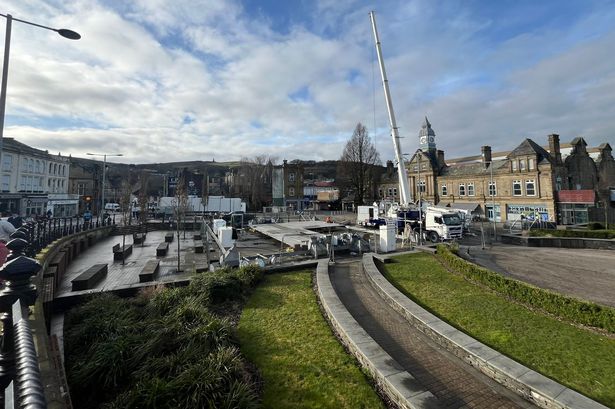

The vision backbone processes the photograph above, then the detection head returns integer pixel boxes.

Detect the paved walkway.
[460,243,615,307]
[331,260,534,409]
[56,230,215,299]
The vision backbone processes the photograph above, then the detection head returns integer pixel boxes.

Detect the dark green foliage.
[587,222,605,230]
[436,245,615,333]
[529,228,615,239]
[65,265,264,409]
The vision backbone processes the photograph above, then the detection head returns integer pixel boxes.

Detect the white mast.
[369,10,412,207]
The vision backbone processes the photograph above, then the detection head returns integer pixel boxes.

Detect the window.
[525,179,536,196]
[512,160,517,171]
[388,188,393,197]
[528,158,535,170]
[393,188,398,197]
[555,176,562,192]
[22,159,29,172]
[519,159,526,171]
[2,154,13,171]
[49,163,52,173]
[29,159,34,172]
[1,175,9,191]
[467,182,475,196]
[418,180,426,193]
[20,176,26,191]
[513,180,522,196]
[458,183,466,196]
[489,181,497,196]
[413,165,418,172]
[441,184,447,196]
[78,183,86,195]
[288,172,295,182]
[288,187,295,197]
[378,189,383,197]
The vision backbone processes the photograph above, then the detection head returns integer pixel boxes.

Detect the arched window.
[49,163,53,173]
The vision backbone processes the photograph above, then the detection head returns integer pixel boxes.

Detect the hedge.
[529,228,615,239]
[435,244,615,333]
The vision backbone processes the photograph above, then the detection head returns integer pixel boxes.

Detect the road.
[460,238,615,307]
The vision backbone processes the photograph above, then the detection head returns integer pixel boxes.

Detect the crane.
[369,10,412,208]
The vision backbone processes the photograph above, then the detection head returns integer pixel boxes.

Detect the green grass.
[384,253,615,407]
[237,271,385,409]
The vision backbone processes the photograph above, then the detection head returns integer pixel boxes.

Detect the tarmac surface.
[331,260,534,409]
[459,235,615,307]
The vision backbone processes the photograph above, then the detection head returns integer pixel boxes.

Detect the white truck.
[421,206,464,242]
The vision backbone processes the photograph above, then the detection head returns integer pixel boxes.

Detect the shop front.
[556,190,595,225]
[506,204,550,222]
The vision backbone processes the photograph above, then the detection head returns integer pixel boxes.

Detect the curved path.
[330,260,534,409]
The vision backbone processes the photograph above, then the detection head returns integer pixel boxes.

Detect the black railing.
[0,217,114,408]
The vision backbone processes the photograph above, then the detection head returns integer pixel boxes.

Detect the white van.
[104,203,121,212]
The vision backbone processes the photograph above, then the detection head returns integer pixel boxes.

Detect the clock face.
[428,136,435,143]
[420,136,427,144]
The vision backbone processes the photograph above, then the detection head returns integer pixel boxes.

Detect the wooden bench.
[165,232,174,243]
[113,244,133,260]
[156,242,169,257]
[133,232,146,245]
[71,264,107,291]
[194,240,204,253]
[139,259,160,283]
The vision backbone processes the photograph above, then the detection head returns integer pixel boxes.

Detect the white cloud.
[0,0,613,166]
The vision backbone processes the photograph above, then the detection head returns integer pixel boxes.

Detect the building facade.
[396,119,615,225]
[1,138,78,217]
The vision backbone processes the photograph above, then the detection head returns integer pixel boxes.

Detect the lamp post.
[86,153,123,215]
[0,13,80,178]
[486,161,497,241]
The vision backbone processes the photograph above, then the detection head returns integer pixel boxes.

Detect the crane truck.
[370,11,463,242]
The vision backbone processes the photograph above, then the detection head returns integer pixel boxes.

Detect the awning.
[436,202,482,213]
[556,190,595,204]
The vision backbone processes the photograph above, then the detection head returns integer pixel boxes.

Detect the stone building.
[1,138,77,217]
[397,118,615,225]
[272,160,304,211]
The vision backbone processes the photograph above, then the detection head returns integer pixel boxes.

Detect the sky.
[1,0,615,165]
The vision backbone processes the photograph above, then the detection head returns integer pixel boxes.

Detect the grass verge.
[384,252,615,407]
[237,271,385,409]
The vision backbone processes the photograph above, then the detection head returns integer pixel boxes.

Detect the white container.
[379,224,396,253]
[213,219,226,236]
[218,227,235,248]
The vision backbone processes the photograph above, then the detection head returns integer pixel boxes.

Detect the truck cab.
[424,207,463,242]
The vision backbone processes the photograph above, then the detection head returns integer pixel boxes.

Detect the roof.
[508,138,552,164]
[556,190,595,204]
[439,158,508,177]
[2,138,51,158]
[418,116,435,138]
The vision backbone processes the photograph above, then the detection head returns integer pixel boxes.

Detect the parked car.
[105,203,121,212]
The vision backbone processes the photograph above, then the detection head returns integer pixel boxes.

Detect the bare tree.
[237,155,276,210]
[337,123,381,206]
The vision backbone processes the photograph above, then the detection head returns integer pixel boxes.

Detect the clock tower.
[419,116,436,151]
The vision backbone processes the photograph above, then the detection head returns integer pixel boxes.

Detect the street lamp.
[86,153,123,215]
[485,160,497,241]
[0,13,80,178]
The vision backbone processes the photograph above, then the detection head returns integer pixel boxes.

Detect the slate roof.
[439,158,508,177]
[2,138,52,158]
[507,138,552,164]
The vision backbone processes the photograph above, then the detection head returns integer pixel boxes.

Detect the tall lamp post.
[86,153,123,215]
[486,161,497,241]
[0,13,80,178]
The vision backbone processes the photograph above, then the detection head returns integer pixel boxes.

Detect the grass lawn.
[238,271,385,409]
[384,253,615,408]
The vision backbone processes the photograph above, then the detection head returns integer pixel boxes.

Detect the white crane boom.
[369,11,412,207]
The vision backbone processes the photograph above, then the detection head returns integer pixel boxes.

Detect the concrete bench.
[72,264,108,291]
[165,232,174,243]
[194,240,204,253]
[113,244,133,261]
[156,242,169,257]
[139,259,160,283]
[133,232,146,245]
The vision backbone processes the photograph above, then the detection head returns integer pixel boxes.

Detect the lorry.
[420,206,464,242]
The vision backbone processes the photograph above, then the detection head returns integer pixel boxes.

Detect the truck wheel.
[428,231,439,243]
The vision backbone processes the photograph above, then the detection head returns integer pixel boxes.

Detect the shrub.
[65,265,264,409]
[436,244,615,333]
[588,222,605,230]
[529,228,615,239]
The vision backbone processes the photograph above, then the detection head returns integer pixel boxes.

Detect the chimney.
[548,134,561,164]
[481,146,492,167]
[437,150,445,169]
[386,160,393,177]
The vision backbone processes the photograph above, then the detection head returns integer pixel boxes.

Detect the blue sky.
[1,0,614,163]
